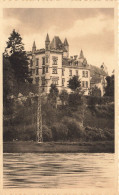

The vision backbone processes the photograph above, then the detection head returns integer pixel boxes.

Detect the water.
[3,153,115,189]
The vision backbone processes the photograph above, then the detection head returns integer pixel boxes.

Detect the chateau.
[27,34,107,96]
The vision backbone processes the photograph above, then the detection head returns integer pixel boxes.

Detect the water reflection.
[3,153,115,188]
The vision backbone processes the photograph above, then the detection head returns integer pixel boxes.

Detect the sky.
[3,8,114,74]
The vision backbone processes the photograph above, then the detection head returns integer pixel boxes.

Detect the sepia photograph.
[2,6,117,193]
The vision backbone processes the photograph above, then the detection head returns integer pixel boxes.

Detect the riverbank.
[3,141,114,153]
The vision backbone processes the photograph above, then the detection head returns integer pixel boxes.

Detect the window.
[69,70,72,76]
[36,58,39,66]
[52,67,57,74]
[36,68,39,75]
[86,71,88,78]
[76,70,78,76]
[52,56,58,65]
[82,81,88,88]
[42,57,45,65]
[52,80,58,85]
[62,69,64,76]
[46,66,48,73]
[82,71,88,78]
[82,71,85,77]
[86,81,88,88]
[82,81,85,87]
[42,67,45,74]
[62,78,65,86]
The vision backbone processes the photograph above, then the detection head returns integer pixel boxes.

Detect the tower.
[79,50,84,59]
[32,41,36,53]
[64,38,69,57]
[45,33,50,51]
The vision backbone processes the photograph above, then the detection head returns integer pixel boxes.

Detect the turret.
[45,33,50,51]
[63,38,69,57]
[32,41,36,53]
[79,50,84,59]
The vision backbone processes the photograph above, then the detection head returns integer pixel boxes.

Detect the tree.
[48,84,59,108]
[4,29,31,84]
[68,76,81,92]
[104,75,114,97]
[59,89,68,106]
[90,86,101,97]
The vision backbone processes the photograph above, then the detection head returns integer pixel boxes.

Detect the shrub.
[68,93,82,108]
[51,123,68,141]
[42,125,52,141]
[61,117,85,140]
[85,126,114,141]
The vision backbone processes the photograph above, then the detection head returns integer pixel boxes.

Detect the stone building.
[27,34,90,95]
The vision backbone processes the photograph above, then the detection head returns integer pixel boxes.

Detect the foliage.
[85,126,114,141]
[48,84,59,108]
[42,125,52,141]
[3,56,16,104]
[51,123,68,141]
[4,29,31,84]
[59,89,68,105]
[68,93,82,108]
[68,76,81,91]
[104,75,114,97]
[90,86,101,97]
[61,117,85,140]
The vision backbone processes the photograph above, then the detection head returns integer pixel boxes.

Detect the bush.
[42,125,52,141]
[85,126,114,141]
[51,123,68,141]
[61,117,85,140]
[68,93,82,108]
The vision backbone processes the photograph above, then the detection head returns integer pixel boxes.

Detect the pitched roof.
[90,65,108,77]
[62,57,90,68]
[32,41,36,48]
[90,76,102,84]
[50,36,63,50]
[64,38,69,46]
[46,33,50,42]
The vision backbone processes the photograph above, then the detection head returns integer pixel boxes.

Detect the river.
[3,153,115,189]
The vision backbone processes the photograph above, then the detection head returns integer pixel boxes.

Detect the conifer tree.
[4,29,31,84]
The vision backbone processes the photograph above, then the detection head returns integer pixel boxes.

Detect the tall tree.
[3,56,17,103]
[104,75,114,97]
[48,84,59,108]
[68,76,81,92]
[4,29,31,84]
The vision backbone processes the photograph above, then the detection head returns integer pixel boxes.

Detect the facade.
[27,34,90,95]
[90,63,108,96]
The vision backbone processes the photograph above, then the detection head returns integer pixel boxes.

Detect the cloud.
[3,8,114,74]
[3,8,114,36]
